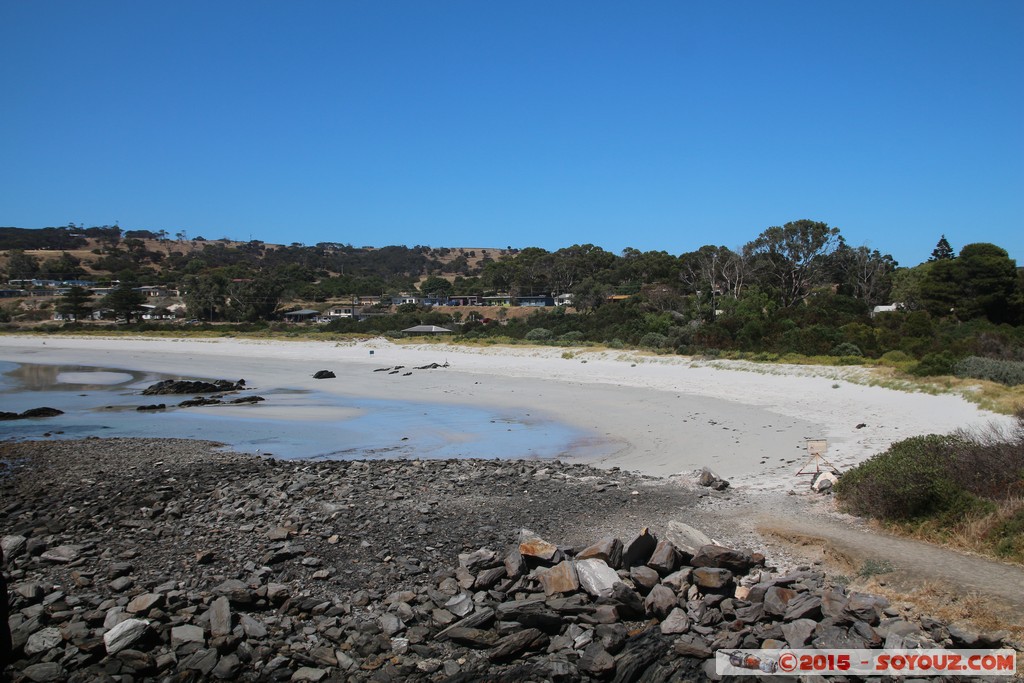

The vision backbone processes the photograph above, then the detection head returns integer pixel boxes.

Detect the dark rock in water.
[0,407,65,420]
[142,379,244,395]
[136,404,166,411]
[313,370,336,379]
[229,395,265,404]
[178,397,223,407]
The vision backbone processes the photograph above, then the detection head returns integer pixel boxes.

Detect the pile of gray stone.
[4,524,1011,682]
[0,439,1013,682]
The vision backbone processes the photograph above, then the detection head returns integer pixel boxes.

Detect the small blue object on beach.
[369,350,374,355]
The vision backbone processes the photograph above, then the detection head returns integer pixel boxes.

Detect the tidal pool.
[0,361,599,461]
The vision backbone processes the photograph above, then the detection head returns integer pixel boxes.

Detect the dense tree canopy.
[2,222,1020,366]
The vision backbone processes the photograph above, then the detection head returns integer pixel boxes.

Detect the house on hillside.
[391,294,423,306]
[448,295,480,306]
[282,309,320,323]
[139,304,176,320]
[516,295,553,307]
[482,294,513,306]
[870,303,903,317]
[326,305,356,319]
[554,293,574,307]
[134,285,177,298]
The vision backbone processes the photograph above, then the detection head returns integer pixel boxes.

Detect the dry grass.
[876,497,1024,565]
[856,577,1024,643]
[863,366,1024,415]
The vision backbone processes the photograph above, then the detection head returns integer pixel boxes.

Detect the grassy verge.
[835,414,1024,564]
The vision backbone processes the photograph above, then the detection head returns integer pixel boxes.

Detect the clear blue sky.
[2,1,1021,268]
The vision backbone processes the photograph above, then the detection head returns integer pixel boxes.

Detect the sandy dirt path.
[691,492,1024,628]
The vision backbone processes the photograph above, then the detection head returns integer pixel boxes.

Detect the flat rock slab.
[576,558,620,599]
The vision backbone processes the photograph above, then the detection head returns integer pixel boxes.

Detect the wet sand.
[0,335,1012,490]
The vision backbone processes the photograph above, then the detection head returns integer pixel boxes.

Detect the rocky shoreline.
[0,438,1016,681]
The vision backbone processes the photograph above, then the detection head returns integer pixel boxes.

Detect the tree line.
[3,221,1022,369]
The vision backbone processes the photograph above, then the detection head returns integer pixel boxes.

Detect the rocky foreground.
[0,438,1016,682]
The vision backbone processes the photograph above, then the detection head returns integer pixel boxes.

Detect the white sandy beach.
[0,335,1013,491]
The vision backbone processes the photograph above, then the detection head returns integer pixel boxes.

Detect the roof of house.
[283,309,319,316]
[401,325,453,333]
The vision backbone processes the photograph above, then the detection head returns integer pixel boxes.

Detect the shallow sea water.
[0,361,603,461]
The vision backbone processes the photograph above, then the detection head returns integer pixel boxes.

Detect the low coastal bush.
[835,434,988,521]
[638,332,669,349]
[836,412,1024,562]
[954,356,1024,387]
[910,351,958,377]
[525,327,553,341]
[830,342,863,357]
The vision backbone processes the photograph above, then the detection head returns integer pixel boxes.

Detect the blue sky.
[2,1,1021,268]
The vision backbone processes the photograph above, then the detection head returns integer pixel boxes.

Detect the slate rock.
[39,545,81,563]
[445,626,498,648]
[691,567,734,592]
[663,521,715,558]
[622,527,658,568]
[1,534,27,559]
[518,528,559,564]
[691,544,755,573]
[579,642,616,676]
[644,584,677,620]
[488,627,548,662]
[538,559,579,596]
[647,539,680,575]
[126,592,164,615]
[21,662,67,682]
[763,586,798,617]
[576,536,623,568]
[607,582,645,620]
[25,627,62,655]
[171,624,205,648]
[781,618,817,647]
[629,565,660,593]
[213,653,242,679]
[660,607,691,635]
[209,596,232,637]
[104,618,151,654]
[576,558,620,598]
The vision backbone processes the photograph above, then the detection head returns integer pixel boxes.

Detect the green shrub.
[911,351,957,377]
[836,425,1024,523]
[639,332,669,349]
[835,434,976,520]
[830,342,863,357]
[558,331,584,342]
[953,356,1024,387]
[991,508,1024,559]
[525,328,553,341]
[606,338,624,349]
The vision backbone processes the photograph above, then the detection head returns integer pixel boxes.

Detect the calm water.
[0,361,601,461]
